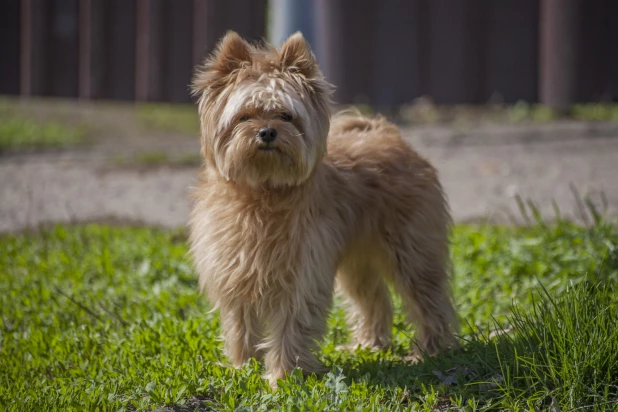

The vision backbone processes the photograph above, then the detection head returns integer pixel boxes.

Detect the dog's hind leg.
[386,224,459,359]
[336,253,393,351]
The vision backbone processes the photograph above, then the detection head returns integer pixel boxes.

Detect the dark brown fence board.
[484,0,538,103]
[540,0,580,108]
[145,0,166,101]
[21,0,51,96]
[314,0,375,105]
[577,0,613,101]
[78,0,94,98]
[6,0,618,106]
[371,0,421,108]
[609,0,618,101]
[167,0,193,102]
[47,0,79,97]
[0,0,21,95]
[428,0,477,103]
[79,0,136,100]
[105,0,137,100]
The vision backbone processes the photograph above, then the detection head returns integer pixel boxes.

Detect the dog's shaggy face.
[192,32,332,187]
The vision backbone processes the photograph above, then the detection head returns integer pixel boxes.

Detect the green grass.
[137,103,201,135]
[571,103,618,122]
[401,101,618,125]
[1,223,617,411]
[0,116,86,151]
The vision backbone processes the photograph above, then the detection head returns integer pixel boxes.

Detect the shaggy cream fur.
[189,31,458,388]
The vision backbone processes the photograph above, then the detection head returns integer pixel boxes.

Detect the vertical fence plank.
[314,0,374,105]
[20,0,32,96]
[167,0,193,102]
[609,0,618,100]
[539,0,579,109]
[484,0,538,103]
[136,0,167,102]
[192,0,268,84]
[193,0,223,69]
[371,0,422,108]
[106,0,136,100]
[21,0,50,96]
[577,0,610,101]
[135,0,150,101]
[192,0,210,69]
[48,0,79,97]
[428,0,487,104]
[427,0,468,103]
[146,0,166,101]
[11,1,618,106]
[0,0,21,95]
[78,0,93,98]
[78,0,137,100]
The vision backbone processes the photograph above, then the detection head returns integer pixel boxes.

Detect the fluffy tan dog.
[189,31,458,387]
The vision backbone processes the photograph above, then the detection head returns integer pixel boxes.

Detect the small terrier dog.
[189,31,458,387]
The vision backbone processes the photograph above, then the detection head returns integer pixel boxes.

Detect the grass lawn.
[1,223,617,411]
[0,117,86,151]
[136,104,201,136]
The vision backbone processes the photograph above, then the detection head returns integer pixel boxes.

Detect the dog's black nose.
[258,127,277,143]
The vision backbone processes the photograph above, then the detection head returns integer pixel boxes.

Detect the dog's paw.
[403,351,424,364]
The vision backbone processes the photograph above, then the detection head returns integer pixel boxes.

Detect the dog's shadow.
[320,339,502,402]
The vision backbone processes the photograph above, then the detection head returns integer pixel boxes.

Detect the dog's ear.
[192,31,251,95]
[279,32,317,77]
[211,31,252,75]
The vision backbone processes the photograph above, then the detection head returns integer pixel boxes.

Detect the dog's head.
[192,31,333,188]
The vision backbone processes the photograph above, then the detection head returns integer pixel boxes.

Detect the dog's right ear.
[192,31,251,95]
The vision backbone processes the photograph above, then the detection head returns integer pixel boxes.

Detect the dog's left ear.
[279,32,318,78]
[192,31,252,96]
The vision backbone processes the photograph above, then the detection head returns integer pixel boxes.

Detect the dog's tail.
[329,109,399,136]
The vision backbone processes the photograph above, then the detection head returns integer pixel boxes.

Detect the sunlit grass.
[0,223,616,410]
[0,116,86,151]
[136,103,200,136]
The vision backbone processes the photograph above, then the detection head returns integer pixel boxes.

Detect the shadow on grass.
[332,337,504,407]
[330,280,618,410]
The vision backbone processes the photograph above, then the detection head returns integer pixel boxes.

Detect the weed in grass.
[0,116,86,151]
[137,103,200,135]
[0,223,617,411]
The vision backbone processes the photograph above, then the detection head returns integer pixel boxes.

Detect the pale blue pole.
[268,0,316,49]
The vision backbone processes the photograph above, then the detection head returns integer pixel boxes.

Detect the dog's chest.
[192,201,312,301]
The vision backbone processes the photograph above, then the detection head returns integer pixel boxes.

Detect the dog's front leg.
[219,304,262,368]
[260,286,331,389]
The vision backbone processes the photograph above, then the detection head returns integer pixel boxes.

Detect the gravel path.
[1,121,617,232]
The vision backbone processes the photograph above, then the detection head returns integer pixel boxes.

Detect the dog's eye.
[280,113,293,122]
[239,114,250,122]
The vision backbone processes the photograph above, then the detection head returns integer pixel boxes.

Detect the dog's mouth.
[257,145,283,154]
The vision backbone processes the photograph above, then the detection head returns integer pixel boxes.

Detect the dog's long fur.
[189,31,458,387]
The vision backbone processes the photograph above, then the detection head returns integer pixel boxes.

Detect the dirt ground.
[1,104,617,232]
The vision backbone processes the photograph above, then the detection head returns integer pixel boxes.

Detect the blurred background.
[2,0,618,108]
[1,0,617,231]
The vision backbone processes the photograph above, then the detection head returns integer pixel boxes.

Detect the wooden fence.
[1,0,617,106]
[1,0,266,102]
